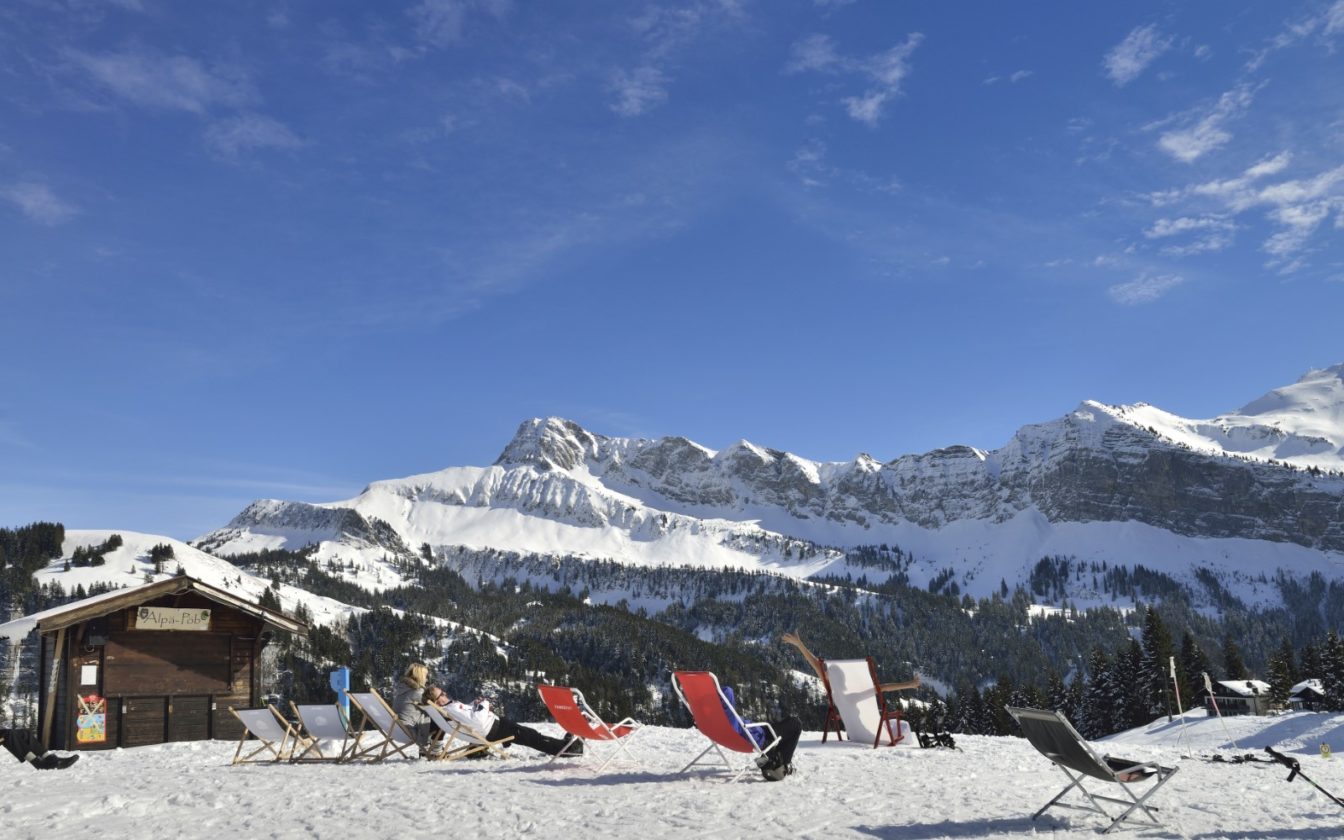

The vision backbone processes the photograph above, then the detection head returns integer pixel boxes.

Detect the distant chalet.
[0,575,305,751]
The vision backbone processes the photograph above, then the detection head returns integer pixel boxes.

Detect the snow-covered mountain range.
[194,365,1344,608]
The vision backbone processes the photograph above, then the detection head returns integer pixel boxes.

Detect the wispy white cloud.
[65,48,251,114]
[607,1,745,117]
[1108,271,1184,304]
[984,69,1033,85]
[1103,24,1172,86]
[2,182,79,225]
[787,32,924,126]
[1247,0,1344,71]
[786,33,840,74]
[1144,216,1236,256]
[609,66,668,116]
[785,138,901,193]
[408,0,511,49]
[1155,84,1256,163]
[203,113,304,159]
[1144,154,1344,270]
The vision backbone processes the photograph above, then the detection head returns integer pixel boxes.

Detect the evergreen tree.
[1322,631,1344,713]
[1179,632,1212,711]
[1300,642,1324,681]
[1266,637,1297,706]
[1113,638,1147,730]
[1222,634,1247,680]
[1080,648,1113,738]
[1140,606,1175,718]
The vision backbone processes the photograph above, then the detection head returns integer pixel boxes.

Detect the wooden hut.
[1201,679,1273,716]
[0,575,304,751]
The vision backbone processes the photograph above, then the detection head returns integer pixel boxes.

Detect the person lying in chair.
[781,630,921,693]
[1,728,79,770]
[426,685,579,757]
[720,684,802,782]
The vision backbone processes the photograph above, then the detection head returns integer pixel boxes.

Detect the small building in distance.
[1288,679,1326,712]
[0,575,304,750]
[1202,679,1273,716]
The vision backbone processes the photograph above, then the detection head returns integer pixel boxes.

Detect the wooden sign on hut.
[0,575,305,751]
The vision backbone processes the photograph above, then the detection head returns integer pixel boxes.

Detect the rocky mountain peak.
[495,417,601,471]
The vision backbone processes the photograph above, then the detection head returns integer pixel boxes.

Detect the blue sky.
[2,0,1343,540]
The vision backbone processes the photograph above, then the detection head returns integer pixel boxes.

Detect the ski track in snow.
[5,713,1344,839]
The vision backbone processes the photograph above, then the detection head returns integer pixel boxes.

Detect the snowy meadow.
[5,712,1342,839]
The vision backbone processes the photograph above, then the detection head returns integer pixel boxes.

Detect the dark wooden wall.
[48,592,269,750]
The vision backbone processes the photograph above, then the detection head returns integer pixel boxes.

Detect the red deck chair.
[537,684,642,772]
[672,670,780,782]
[822,657,905,748]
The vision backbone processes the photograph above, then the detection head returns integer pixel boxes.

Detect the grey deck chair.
[1007,706,1178,834]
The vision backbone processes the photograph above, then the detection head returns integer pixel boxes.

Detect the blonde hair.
[403,662,429,688]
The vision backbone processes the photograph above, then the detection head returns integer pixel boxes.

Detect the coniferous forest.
[3,522,1344,739]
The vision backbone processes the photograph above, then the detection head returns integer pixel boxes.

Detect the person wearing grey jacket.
[393,662,435,753]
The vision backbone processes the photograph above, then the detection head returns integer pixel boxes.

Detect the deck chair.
[229,705,301,765]
[420,703,514,760]
[345,690,418,762]
[823,658,905,748]
[290,702,357,763]
[672,670,780,782]
[1007,706,1179,834]
[537,683,642,772]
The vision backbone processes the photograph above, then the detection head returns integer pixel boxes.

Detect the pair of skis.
[1167,656,1342,810]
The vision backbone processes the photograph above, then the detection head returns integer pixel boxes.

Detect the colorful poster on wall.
[76,694,106,744]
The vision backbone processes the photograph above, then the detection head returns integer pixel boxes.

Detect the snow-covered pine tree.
[1321,631,1344,712]
[1140,606,1174,718]
[1266,637,1297,706]
[1080,647,1114,738]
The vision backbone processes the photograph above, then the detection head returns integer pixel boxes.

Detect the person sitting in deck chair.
[426,684,578,757]
[1,728,79,770]
[392,662,440,757]
[721,685,802,782]
[781,630,921,693]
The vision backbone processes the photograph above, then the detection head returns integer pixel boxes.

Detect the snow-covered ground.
[6,712,1342,838]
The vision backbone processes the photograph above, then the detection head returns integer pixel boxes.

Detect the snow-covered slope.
[195,366,1344,607]
[5,714,1343,839]
[1107,363,1344,469]
[0,531,362,641]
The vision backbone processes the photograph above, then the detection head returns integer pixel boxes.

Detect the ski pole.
[1265,747,1344,810]
[1203,672,1240,752]
[1170,656,1190,757]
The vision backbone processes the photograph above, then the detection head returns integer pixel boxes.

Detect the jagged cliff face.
[194,365,1344,592]
[487,395,1344,552]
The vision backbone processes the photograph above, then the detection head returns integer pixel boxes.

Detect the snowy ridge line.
[195,364,1344,603]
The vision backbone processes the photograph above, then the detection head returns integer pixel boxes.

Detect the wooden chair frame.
[345,690,419,762]
[421,702,514,760]
[289,702,357,763]
[822,657,905,748]
[229,704,301,765]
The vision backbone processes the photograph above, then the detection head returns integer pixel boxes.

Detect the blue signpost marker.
[329,667,351,725]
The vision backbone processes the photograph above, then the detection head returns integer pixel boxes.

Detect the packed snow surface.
[5,712,1343,838]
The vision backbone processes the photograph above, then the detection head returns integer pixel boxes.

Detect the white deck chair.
[229,705,301,765]
[421,703,514,760]
[823,658,906,748]
[1007,706,1179,834]
[345,690,419,762]
[290,702,357,763]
